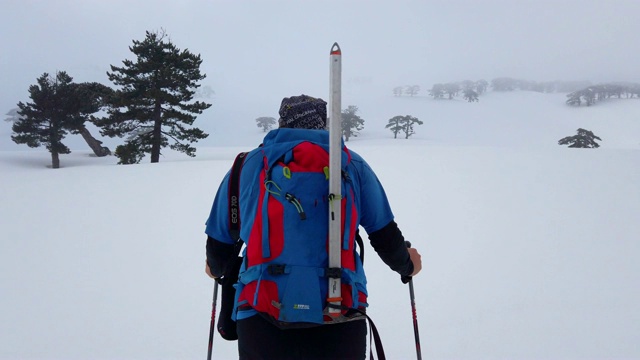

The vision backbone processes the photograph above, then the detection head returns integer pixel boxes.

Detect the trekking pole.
[403,241,422,360]
[207,280,219,360]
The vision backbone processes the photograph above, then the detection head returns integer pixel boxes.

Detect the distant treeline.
[431,80,487,102]
[565,83,640,106]
[490,77,591,93]
[393,77,595,102]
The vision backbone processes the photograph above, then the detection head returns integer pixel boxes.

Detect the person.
[205,94,422,359]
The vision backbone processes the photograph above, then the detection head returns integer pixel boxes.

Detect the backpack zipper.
[285,193,306,220]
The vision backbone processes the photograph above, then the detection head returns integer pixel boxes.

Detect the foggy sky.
[2,0,639,119]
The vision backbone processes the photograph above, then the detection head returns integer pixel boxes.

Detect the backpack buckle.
[326,267,341,278]
[268,264,287,275]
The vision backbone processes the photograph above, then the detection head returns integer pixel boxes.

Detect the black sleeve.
[206,236,237,278]
[368,221,414,277]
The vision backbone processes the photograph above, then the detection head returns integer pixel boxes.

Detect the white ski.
[327,42,342,317]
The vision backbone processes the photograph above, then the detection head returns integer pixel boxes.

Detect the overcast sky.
[2,0,639,119]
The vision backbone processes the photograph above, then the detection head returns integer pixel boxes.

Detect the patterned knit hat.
[278,94,327,130]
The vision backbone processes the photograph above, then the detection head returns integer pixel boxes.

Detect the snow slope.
[1,91,639,359]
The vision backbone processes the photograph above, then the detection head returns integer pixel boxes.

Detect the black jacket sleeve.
[368,221,414,277]
[206,236,237,278]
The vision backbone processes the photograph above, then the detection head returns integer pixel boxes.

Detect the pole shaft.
[409,279,422,360]
[207,281,219,360]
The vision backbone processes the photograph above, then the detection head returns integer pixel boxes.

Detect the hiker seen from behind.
[204,94,422,359]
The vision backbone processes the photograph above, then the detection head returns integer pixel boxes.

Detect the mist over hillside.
[3,89,639,156]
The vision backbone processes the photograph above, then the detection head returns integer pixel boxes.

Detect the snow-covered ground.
[1,91,639,359]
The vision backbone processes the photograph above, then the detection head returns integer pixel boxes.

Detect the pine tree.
[386,115,423,139]
[429,84,445,99]
[405,85,420,97]
[443,83,460,99]
[71,82,114,156]
[475,79,489,94]
[463,88,479,102]
[96,30,211,164]
[558,128,602,148]
[565,92,582,106]
[386,116,403,139]
[12,71,83,168]
[341,105,365,142]
[256,116,276,132]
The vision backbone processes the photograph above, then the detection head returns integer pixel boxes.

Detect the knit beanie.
[278,94,327,130]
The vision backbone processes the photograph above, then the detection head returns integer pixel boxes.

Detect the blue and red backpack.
[230,137,368,328]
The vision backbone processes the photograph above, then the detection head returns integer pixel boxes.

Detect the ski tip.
[330,42,341,55]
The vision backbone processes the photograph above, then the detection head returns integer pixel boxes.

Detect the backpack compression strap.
[228,152,248,242]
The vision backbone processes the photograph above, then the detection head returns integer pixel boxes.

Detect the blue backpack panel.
[235,140,367,327]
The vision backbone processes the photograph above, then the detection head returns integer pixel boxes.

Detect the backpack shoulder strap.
[228,152,248,242]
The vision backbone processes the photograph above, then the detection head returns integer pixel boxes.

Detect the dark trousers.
[237,315,367,360]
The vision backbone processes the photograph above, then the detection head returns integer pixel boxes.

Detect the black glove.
[401,241,413,284]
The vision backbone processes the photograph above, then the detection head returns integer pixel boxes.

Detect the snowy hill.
[1,91,639,359]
